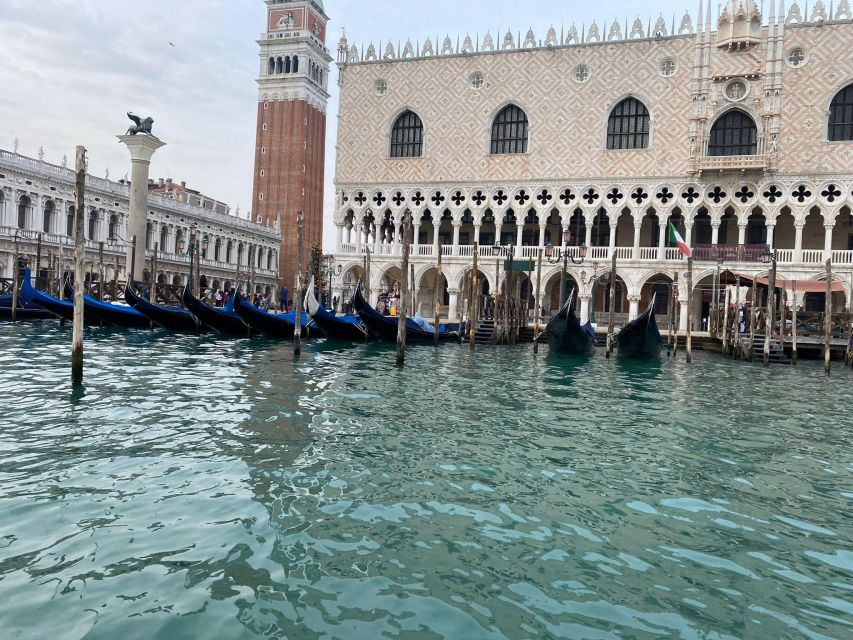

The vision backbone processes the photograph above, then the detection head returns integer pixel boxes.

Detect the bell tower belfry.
[252,0,331,291]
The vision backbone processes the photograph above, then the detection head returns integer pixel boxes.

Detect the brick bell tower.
[252,0,331,293]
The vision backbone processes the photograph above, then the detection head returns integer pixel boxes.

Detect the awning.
[735,274,846,293]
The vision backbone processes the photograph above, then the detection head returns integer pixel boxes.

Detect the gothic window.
[708,109,757,156]
[17,195,30,229]
[828,84,853,142]
[108,214,118,241]
[226,241,233,264]
[276,56,283,74]
[160,226,169,251]
[43,201,54,233]
[268,57,275,74]
[284,56,291,73]
[87,209,97,240]
[606,98,650,150]
[390,110,424,158]
[490,104,529,155]
[214,238,222,261]
[267,251,274,270]
[292,55,299,73]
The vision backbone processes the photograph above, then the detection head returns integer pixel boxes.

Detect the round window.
[573,64,590,84]
[469,72,484,90]
[659,58,677,77]
[373,79,388,96]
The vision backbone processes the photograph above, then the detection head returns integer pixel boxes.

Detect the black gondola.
[20,269,77,322]
[544,289,595,356]
[182,286,247,336]
[305,281,369,341]
[0,289,53,320]
[233,292,310,339]
[616,297,663,359]
[352,285,461,344]
[125,283,202,332]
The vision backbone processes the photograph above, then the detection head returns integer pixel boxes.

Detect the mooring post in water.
[763,257,777,367]
[469,243,479,350]
[686,257,693,364]
[71,146,87,385]
[150,243,158,303]
[847,272,853,366]
[294,211,304,357]
[396,210,412,365]
[129,235,137,284]
[732,275,741,358]
[606,252,617,358]
[493,259,500,345]
[824,259,832,374]
[433,247,443,347]
[533,249,542,354]
[668,273,677,357]
[97,241,104,301]
[506,247,514,345]
[792,279,798,364]
[35,232,42,291]
[748,276,757,362]
[410,263,415,316]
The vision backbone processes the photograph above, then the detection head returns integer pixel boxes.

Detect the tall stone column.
[824,223,834,259]
[628,295,640,321]
[738,223,747,246]
[579,293,592,325]
[118,134,165,280]
[711,223,720,246]
[794,223,804,261]
[632,222,642,259]
[766,224,775,250]
[447,288,459,321]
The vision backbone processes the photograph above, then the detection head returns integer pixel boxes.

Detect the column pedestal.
[579,294,592,325]
[118,134,166,280]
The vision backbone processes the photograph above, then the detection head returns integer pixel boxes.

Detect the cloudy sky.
[2,0,698,248]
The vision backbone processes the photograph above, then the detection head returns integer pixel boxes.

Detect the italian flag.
[668,222,692,258]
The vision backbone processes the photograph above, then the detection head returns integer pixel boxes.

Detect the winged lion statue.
[126,112,154,136]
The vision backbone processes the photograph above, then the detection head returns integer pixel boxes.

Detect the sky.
[1,0,698,249]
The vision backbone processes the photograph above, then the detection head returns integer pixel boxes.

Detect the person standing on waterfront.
[214,289,222,307]
[279,287,289,312]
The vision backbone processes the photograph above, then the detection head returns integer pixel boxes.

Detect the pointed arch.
[708,109,757,156]
[389,110,424,158]
[828,82,853,141]
[606,97,650,149]
[490,104,529,155]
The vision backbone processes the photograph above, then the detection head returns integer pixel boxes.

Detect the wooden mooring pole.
[686,257,693,364]
[748,276,757,362]
[824,259,832,375]
[71,146,86,386]
[733,275,741,358]
[396,211,411,365]
[763,258,776,367]
[669,272,677,357]
[606,252,616,358]
[792,279,798,365]
[533,249,542,354]
[294,212,304,357]
[848,272,853,366]
[151,243,158,303]
[433,247,442,347]
[469,243,479,350]
[35,233,42,291]
[98,241,104,301]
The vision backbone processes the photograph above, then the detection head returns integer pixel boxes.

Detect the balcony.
[693,154,769,174]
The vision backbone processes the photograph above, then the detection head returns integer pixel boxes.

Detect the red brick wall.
[251,99,326,291]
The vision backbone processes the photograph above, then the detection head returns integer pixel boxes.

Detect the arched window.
[276,56,283,74]
[292,55,299,73]
[285,56,291,73]
[708,109,758,156]
[606,98,650,150]
[201,235,209,259]
[390,110,424,158]
[490,105,528,155]
[214,238,222,261]
[828,84,853,142]
[652,283,670,315]
[146,222,153,249]
[268,57,275,75]
[108,214,118,240]
[18,195,30,229]
[66,206,74,237]
[226,240,233,264]
[267,251,273,270]
[237,243,245,266]
[160,225,169,251]
[87,209,98,240]
[43,201,55,233]
[257,248,264,268]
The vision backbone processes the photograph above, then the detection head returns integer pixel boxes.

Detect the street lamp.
[760,249,776,265]
[547,229,585,306]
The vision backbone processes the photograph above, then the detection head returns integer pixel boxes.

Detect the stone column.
[766,224,775,250]
[628,295,640,321]
[679,299,689,332]
[515,224,524,249]
[452,222,461,256]
[494,223,503,247]
[579,293,592,325]
[584,223,593,249]
[539,223,547,247]
[794,223,804,261]
[336,224,343,249]
[711,222,720,246]
[632,222,642,260]
[118,134,165,279]
[432,223,440,257]
[684,222,693,247]
[473,224,481,245]
[608,225,617,257]
[824,223,834,260]
[738,223,747,246]
[447,288,459,321]
[412,223,421,254]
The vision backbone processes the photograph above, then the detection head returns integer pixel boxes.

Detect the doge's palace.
[331,1,853,327]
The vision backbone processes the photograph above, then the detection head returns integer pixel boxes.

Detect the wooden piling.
[493,259,500,345]
[733,275,741,358]
[748,276,757,362]
[686,257,693,364]
[722,286,730,354]
[606,252,616,358]
[71,146,86,386]
[410,263,415,316]
[824,259,832,374]
[98,241,104,301]
[533,250,542,354]
[35,232,42,291]
[11,241,19,323]
[848,272,853,366]
[433,248,443,347]
[294,212,304,357]
[669,273,677,357]
[469,243,479,349]
[763,258,776,367]
[151,243,158,303]
[791,279,798,364]
[506,249,514,345]
[396,211,411,365]
[196,236,202,297]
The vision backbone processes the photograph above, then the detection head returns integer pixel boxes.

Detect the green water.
[0,323,850,639]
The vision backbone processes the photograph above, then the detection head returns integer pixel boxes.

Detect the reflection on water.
[0,322,851,639]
